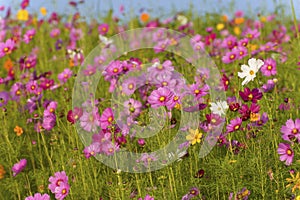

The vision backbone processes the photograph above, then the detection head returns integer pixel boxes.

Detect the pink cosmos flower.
[260,58,277,76]
[281,119,300,143]
[83,142,101,158]
[277,143,294,166]
[98,23,109,35]
[222,51,238,64]
[54,183,70,200]
[58,68,73,84]
[148,87,173,108]
[80,107,101,132]
[23,29,36,44]
[12,159,27,176]
[25,193,50,200]
[100,107,114,129]
[0,39,15,58]
[48,171,69,193]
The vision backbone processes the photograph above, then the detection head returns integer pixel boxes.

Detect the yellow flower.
[260,16,267,23]
[0,164,5,179]
[186,129,202,145]
[216,23,224,31]
[14,126,23,136]
[17,9,29,21]
[286,172,300,193]
[233,26,241,36]
[40,7,47,16]
[296,196,300,200]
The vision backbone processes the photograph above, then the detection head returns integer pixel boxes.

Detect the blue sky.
[0,0,299,21]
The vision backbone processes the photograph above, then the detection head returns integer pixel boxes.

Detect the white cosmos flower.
[238,58,264,86]
[210,101,228,116]
[99,35,113,46]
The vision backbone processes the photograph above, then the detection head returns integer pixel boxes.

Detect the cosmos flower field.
[1,0,300,199]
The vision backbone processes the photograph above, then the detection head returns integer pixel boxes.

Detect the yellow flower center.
[292,128,298,134]
[267,65,272,70]
[249,70,254,75]
[287,149,292,155]
[159,96,166,102]
[108,116,113,123]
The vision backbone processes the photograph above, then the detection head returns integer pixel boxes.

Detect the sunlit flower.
[286,172,300,193]
[40,7,47,16]
[14,125,23,136]
[140,13,150,23]
[17,9,29,21]
[210,101,228,116]
[186,129,203,145]
[238,58,264,86]
[0,164,5,179]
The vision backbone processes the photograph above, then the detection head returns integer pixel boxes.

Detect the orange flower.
[221,15,228,22]
[4,59,13,72]
[0,164,5,179]
[40,7,47,16]
[14,126,23,136]
[234,17,244,25]
[140,13,150,23]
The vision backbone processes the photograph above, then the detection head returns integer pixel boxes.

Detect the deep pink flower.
[226,117,242,134]
[21,0,29,9]
[98,23,109,35]
[239,87,263,103]
[100,108,114,129]
[67,107,83,124]
[12,159,27,176]
[277,143,294,166]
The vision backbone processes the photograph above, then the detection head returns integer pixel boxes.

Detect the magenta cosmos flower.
[226,117,242,134]
[239,87,263,103]
[25,193,50,200]
[67,107,83,124]
[100,107,114,129]
[98,23,109,35]
[277,143,294,166]
[148,87,173,108]
[260,58,277,76]
[281,119,300,143]
[0,39,15,58]
[12,159,27,176]
[48,171,69,193]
